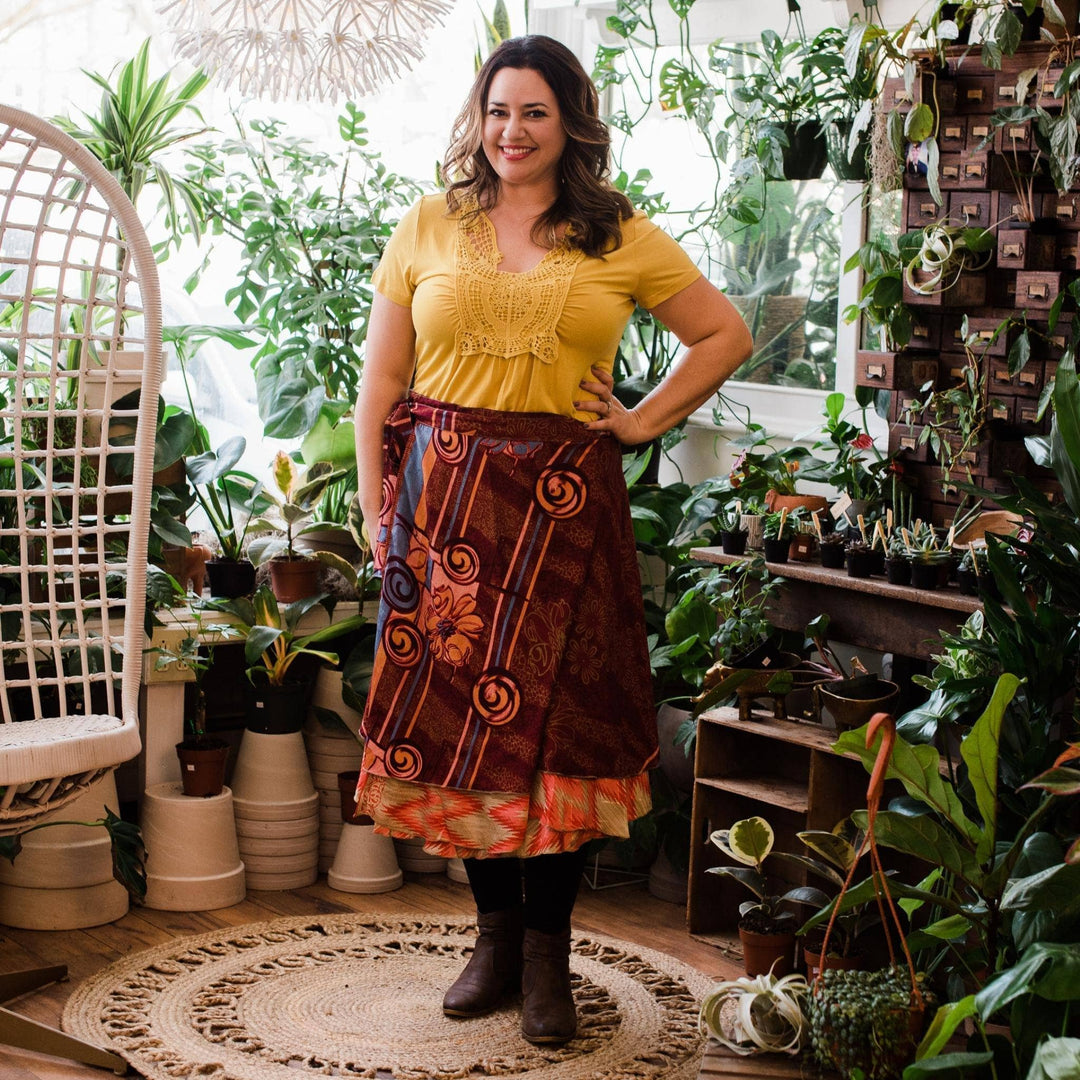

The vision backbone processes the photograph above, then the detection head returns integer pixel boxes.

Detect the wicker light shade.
[156,0,453,102]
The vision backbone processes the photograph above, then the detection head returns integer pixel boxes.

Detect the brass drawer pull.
[864,363,886,379]
[1057,204,1076,218]
[1007,126,1026,140]
[943,165,960,179]
[971,125,990,138]
[1027,282,1049,299]
[965,163,985,178]
[966,88,985,101]
[945,125,962,139]
[961,203,980,217]
[1002,243,1024,258]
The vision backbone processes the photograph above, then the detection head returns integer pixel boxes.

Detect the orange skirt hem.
[353,767,653,860]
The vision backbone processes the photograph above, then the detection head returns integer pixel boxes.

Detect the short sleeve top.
[371,193,701,417]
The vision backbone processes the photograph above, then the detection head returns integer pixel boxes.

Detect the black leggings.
[464,848,590,933]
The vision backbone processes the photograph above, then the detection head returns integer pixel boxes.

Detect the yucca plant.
[55,39,210,255]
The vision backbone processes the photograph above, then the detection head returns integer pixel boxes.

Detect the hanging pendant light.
[156,0,453,102]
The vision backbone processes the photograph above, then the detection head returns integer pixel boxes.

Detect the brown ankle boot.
[521,926,576,1043]
[442,908,524,1017]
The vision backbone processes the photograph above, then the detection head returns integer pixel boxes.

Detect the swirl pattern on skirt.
[385,740,423,780]
[433,429,469,465]
[471,669,522,726]
[382,556,420,613]
[442,541,480,584]
[535,467,588,519]
[382,619,425,668]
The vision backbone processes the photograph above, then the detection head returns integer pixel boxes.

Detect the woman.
[353,35,752,1044]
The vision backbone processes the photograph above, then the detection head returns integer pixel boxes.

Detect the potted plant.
[728,425,828,517]
[150,584,241,797]
[715,501,749,556]
[762,507,802,563]
[698,970,810,1056]
[714,29,837,180]
[705,816,805,977]
[216,584,368,735]
[897,522,955,590]
[185,436,264,598]
[248,452,350,603]
[807,392,886,528]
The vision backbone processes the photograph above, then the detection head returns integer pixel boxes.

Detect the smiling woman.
[350,32,751,1047]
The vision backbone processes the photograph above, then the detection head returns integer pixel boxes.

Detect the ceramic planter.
[328,820,403,894]
[268,555,322,603]
[175,738,230,797]
[205,557,256,599]
[817,678,900,733]
[764,491,830,516]
[739,926,796,977]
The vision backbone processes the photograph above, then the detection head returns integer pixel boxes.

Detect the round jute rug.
[61,913,713,1080]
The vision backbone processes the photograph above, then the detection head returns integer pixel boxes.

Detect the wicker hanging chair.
[0,103,161,1073]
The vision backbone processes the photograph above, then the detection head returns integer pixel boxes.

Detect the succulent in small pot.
[819,532,846,569]
[844,540,874,578]
[762,507,804,564]
[956,545,989,595]
[715,502,749,555]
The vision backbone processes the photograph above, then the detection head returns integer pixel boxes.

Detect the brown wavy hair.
[443,35,633,258]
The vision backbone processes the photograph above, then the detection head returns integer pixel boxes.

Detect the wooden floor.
[0,869,743,1080]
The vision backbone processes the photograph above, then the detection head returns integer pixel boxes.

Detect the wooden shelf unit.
[687,708,869,941]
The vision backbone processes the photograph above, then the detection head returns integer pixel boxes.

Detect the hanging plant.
[699,971,810,1056]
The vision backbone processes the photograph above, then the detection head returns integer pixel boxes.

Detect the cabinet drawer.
[949,190,991,226]
[955,75,994,112]
[938,151,989,188]
[905,191,942,228]
[909,315,942,351]
[939,350,971,384]
[903,269,987,308]
[966,116,994,150]
[889,391,926,424]
[989,356,1044,396]
[856,350,938,390]
[939,117,967,151]
[995,189,1033,227]
[965,315,1014,357]
[1015,270,1063,309]
[997,227,1056,270]
[1057,234,1080,270]
[888,423,931,461]
[1042,319,1073,360]
[1043,192,1080,229]
[993,119,1033,152]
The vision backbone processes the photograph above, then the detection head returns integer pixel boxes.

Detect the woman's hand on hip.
[576,366,649,445]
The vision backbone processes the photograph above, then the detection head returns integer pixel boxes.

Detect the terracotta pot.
[293,526,361,563]
[803,944,865,981]
[764,491,830,515]
[739,926,796,977]
[337,769,373,824]
[268,556,322,603]
[176,739,230,797]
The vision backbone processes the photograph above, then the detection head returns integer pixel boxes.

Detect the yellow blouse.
[371,194,701,417]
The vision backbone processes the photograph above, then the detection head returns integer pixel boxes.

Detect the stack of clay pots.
[306,667,365,872]
[140,782,246,910]
[0,773,128,929]
[231,727,319,890]
[327,770,402,893]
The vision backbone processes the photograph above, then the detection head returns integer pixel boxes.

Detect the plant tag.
[831,493,853,520]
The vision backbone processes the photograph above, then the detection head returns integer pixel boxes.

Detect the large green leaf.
[975,942,1080,1018]
[834,727,981,845]
[960,673,1022,862]
[862,810,983,885]
[104,808,147,901]
[916,995,978,1060]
